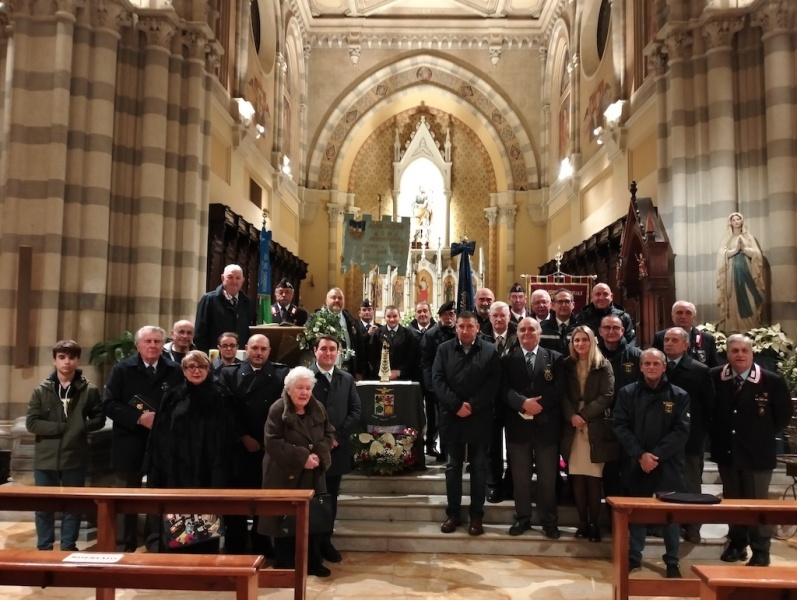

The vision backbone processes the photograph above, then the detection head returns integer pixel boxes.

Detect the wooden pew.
[692,565,797,600]
[607,497,797,600]
[0,550,263,600]
[0,487,313,600]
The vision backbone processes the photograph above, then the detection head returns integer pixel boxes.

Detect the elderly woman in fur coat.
[258,365,335,577]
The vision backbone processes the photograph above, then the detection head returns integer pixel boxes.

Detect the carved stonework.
[205,40,222,73]
[645,44,668,77]
[327,203,346,223]
[183,28,208,60]
[303,44,311,61]
[54,0,84,16]
[7,0,34,17]
[92,0,133,32]
[497,205,517,226]
[538,46,547,63]
[664,30,693,62]
[752,0,796,35]
[484,207,498,227]
[138,16,178,49]
[702,17,744,50]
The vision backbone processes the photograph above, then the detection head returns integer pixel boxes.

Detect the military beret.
[510,282,524,294]
[360,299,372,308]
[438,301,455,315]
[276,278,293,289]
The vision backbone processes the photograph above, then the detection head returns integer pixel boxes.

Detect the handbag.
[278,493,334,536]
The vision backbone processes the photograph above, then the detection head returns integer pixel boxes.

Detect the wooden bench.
[692,565,797,600]
[607,497,797,600]
[0,487,313,600]
[0,550,263,600]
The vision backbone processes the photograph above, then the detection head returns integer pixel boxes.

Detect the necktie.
[325,371,332,382]
[146,365,156,380]
[667,361,676,374]
[389,329,395,341]
[560,323,567,336]
[735,374,745,393]
[496,336,504,353]
[525,351,535,375]
[420,327,426,334]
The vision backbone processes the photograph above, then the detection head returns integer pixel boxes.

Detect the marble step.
[332,519,731,560]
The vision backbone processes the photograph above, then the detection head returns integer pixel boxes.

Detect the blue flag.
[258,225,272,324]
[451,241,476,314]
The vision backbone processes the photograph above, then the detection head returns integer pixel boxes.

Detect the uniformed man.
[652,300,720,368]
[270,278,308,326]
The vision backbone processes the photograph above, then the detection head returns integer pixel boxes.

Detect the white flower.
[379,433,396,447]
[358,433,374,443]
[369,441,384,455]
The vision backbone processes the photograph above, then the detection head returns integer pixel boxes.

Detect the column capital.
[138,14,179,49]
[497,205,517,225]
[664,29,692,62]
[327,202,346,223]
[484,207,499,227]
[183,26,209,61]
[752,0,796,36]
[538,46,547,63]
[645,44,668,77]
[205,39,223,73]
[92,0,133,34]
[542,103,551,114]
[54,0,84,16]
[702,17,744,51]
[303,43,312,61]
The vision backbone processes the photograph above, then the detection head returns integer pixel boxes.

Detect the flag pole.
[258,209,273,324]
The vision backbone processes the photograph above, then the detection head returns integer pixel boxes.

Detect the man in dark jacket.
[420,301,457,459]
[102,326,183,551]
[218,333,287,555]
[663,327,716,544]
[539,288,577,355]
[433,311,501,536]
[194,264,255,352]
[613,348,690,578]
[368,305,417,381]
[407,301,435,334]
[576,283,636,346]
[322,287,361,377]
[652,300,720,368]
[354,299,378,379]
[711,334,793,567]
[501,317,565,538]
[474,287,495,337]
[310,335,361,563]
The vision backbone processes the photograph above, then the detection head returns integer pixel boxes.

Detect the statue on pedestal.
[716,212,764,333]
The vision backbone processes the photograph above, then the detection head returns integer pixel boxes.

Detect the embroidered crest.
[624,362,635,373]
[374,387,395,418]
[663,401,674,414]
[543,366,553,381]
[755,393,769,416]
[696,349,707,363]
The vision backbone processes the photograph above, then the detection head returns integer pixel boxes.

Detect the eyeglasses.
[184,365,209,372]
[600,326,623,331]
[553,299,573,304]
[219,344,238,349]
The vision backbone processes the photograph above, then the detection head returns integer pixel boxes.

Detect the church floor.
[1,520,796,599]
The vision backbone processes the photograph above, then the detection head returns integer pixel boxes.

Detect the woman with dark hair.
[258,366,335,577]
[146,350,238,553]
[561,325,616,542]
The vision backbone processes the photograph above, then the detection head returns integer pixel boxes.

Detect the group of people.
[24,263,793,582]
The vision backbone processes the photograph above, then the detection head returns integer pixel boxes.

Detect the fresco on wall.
[245,76,271,131]
[583,80,612,143]
[558,93,570,161]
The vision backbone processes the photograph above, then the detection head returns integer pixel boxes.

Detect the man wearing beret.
[270,278,308,326]
[508,283,529,325]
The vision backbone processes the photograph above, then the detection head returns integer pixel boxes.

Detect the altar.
[355,381,426,468]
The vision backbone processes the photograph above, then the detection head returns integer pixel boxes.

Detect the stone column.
[484,207,498,293]
[133,14,178,322]
[497,205,518,292]
[568,53,581,162]
[327,203,346,287]
[663,29,693,304]
[272,53,287,167]
[752,0,797,329]
[538,46,548,184]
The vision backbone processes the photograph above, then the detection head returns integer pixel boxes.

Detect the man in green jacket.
[26,340,105,550]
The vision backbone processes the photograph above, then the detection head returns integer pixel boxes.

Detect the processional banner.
[522,273,595,313]
[342,215,411,273]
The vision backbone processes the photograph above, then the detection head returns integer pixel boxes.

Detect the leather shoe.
[468,516,484,536]
[666,564,682,579]
[308,564,331,578]
[746,552,770,567]
[720,545,748,563]
[542,525,561,540]
[628,560,641,573]
[435,453,446,463]
[588,524,601,543]
[509,518,531,536]
[441,516,461,533]
[321,544,342,563]
[486,488,503,504]
[574,524,588,539]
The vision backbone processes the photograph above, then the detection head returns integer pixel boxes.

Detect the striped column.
[484,207,498,293]
[663,29,694,308]
[132,14,178,323]
[327,203,346,287]
[702,17,744,319]
[752,0,797,330]
[272,53,286,167]
[498,205,517,288]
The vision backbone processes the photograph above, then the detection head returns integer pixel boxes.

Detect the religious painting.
[392,275,405,312]
[558,93,570,162]
[415,270,432,305]
[583,80,612,142]
[443,275,456,304]
[369,270,384,312]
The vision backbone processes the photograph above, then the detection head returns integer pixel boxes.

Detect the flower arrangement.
[777,353,797,396]
[697,322,794,357]
[350,428,418,475]
[297,308,356,362]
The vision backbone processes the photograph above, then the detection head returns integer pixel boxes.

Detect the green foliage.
[88,330,136,367]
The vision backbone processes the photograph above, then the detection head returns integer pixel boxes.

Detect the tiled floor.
[0,520,795,599]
